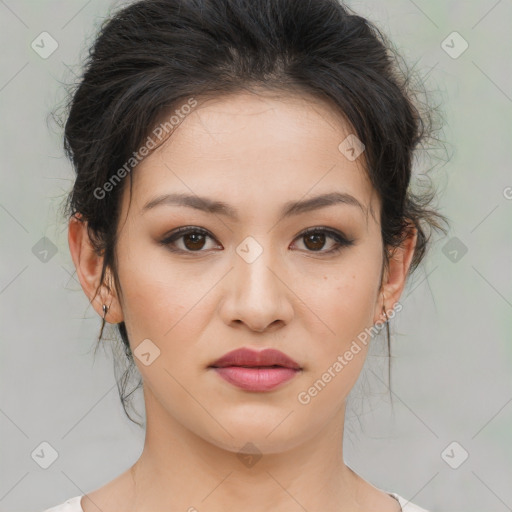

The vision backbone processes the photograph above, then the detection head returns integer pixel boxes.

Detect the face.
[72,90,411,455]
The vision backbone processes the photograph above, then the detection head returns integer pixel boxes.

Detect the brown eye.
[160,227,219,253]
[303,231,327,251]
[160,226,354,256]
[293,227,355,255]
[182,232,207,251]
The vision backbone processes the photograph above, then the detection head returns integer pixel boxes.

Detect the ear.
[373,221,418,324]
[68,214,124,324]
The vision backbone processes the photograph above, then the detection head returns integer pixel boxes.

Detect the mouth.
[208,347,302,370]
[210,364,292,368]
[209,366,301,391]
[208,347,302,392]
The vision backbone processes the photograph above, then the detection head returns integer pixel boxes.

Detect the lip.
[208,348,302,392]
[209,347,301,370]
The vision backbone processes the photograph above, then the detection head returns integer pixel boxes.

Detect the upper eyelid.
[162,226,351,247]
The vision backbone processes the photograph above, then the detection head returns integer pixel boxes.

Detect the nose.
[219,244,294,333]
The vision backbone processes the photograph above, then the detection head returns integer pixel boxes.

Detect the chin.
[198,418,308,456]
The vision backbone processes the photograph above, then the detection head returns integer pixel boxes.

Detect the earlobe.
[68,214,124,324]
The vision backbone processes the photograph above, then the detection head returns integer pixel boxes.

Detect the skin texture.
[69,90,416,512]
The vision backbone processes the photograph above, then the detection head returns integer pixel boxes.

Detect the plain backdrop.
[0,1,511,511]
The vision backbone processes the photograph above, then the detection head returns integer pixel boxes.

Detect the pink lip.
[209,347,301,369]
[212,366,299,391]
[208,347,302,391]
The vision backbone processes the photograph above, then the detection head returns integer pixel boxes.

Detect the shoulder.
[391,493,431,512]
[42,495,83,512]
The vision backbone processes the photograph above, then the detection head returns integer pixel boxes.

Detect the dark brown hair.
[56,0,449,426]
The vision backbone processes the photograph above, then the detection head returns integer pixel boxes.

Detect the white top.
[42,493,430,511]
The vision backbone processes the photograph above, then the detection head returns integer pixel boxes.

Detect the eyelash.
[159,226,355,255]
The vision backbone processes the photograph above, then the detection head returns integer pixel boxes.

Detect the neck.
[126,389,365,512]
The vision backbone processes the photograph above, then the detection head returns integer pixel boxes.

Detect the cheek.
[297,256,381,390]
[114,243,225,394]
[335,271,379,334]
[295,290,374,413]
[116,238,206,334]
[116,258,209,403]
[300,259,381,340]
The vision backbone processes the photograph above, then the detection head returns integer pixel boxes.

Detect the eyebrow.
[141,191,367,220]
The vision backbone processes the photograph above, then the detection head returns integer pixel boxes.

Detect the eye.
[160,226,354,255]
[292,227,354,254]
[160,226,219,253]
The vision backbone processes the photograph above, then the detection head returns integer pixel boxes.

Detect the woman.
[44,0,447,510]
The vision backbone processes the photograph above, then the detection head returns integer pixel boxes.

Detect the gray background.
[1,1,511,511]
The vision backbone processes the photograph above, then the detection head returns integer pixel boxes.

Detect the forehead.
[122,90,379,224]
